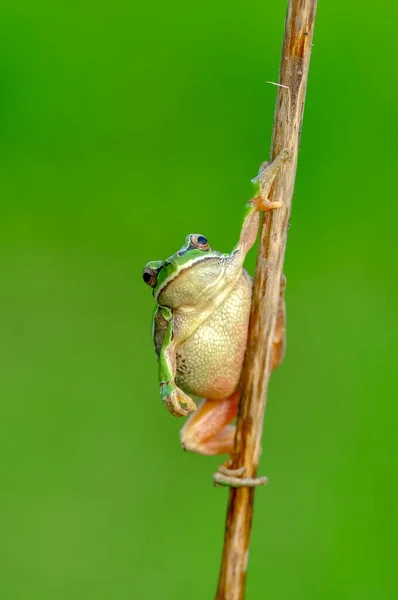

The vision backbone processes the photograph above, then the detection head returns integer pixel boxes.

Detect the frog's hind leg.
[181,394,270,487]
[211,276,287,488]
[180,393,239,456]
[271,274,287,370]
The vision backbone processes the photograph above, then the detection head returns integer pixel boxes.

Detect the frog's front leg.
[238,148,290,258]
[159,318,197,417]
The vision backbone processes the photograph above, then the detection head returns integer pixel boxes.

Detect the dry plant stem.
[215,1,317,599]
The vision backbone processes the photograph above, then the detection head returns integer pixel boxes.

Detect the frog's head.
[143,234,225,309]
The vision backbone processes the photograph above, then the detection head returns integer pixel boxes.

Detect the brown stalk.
[215,1,317,598]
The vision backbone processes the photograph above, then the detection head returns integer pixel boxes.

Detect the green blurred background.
[1,0,397,598]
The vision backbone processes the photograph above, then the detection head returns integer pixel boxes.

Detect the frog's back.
[172,270,252,400]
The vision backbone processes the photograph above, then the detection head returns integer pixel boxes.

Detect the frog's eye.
[190,234,210,251]
[142,267,158,288]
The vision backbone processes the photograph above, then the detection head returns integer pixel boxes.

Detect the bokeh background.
[1,1,397,598]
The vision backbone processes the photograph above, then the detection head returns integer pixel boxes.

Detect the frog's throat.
[166,264,244,346]
[154,255,218,301]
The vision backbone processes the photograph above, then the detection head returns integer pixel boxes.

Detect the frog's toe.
[163,389,196,418]
[179,392,197,414]
[163,395,189,417]
[213,463,268,488]
[218,464,247,477]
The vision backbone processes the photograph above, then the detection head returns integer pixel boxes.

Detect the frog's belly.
[175,272,252,400]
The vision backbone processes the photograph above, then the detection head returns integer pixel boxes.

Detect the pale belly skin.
[153,267,285,459]
[154,270,252,402]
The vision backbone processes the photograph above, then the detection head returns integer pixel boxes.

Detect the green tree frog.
[143,149,289,476]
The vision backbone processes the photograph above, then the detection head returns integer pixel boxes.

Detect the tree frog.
[143,149,289,483]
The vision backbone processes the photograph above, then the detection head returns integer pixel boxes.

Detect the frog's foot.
[162,385,197,418]
[256,198,284,212]
[251,147,290,212]
[213,463,268,488]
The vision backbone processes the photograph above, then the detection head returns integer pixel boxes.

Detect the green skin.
[143,149,290,421]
